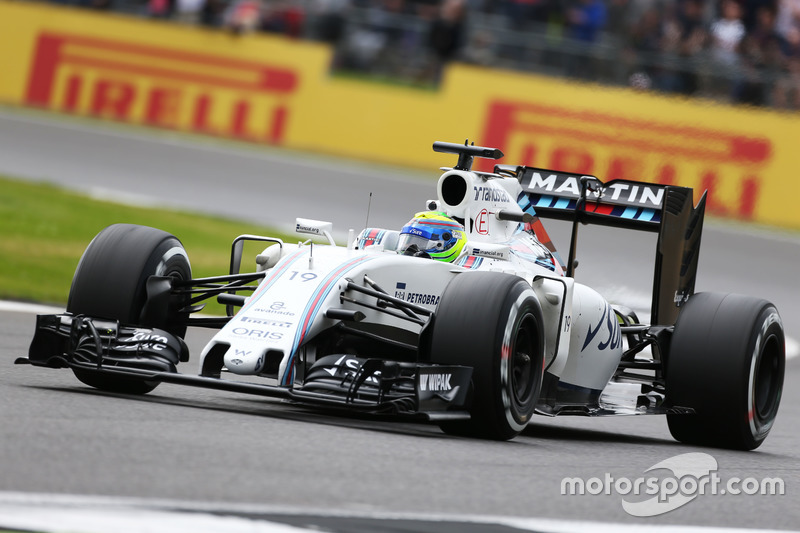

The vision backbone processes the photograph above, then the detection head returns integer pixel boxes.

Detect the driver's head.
[398,211,466,262]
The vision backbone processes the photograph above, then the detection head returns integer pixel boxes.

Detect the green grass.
[0,175,291,308]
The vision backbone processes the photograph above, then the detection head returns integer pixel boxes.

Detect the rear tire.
[430,272,544,440]
[666,292,785,450]
[67,224,192,394]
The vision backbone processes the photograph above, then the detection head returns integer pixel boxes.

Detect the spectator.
[502,0,553,32]
[775,0,800,44]
[51,0,800,110]
[627,5,666,72]
[774,26,800,107]
[148,0,174,18]
[175,0,204,23]
[462,28,495,65]
[565,0,606,43]
[428,0,468,82]
[734,5,783,104]
[223,0,263,34]
[412,0,440,20]
[200,0,226,27]
[310,0,351,43]
[260,0,306,37]
[710,0,747,66]
[740,0,777,33]
[89,0,114,9]
[658,0,707,95]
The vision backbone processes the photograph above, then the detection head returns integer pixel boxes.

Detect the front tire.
[67,224,192,394]
[666,292,785,450]
[429,272,544,440]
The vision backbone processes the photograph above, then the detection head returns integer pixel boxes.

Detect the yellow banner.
[2,1,799,228]
[0,1,329,145]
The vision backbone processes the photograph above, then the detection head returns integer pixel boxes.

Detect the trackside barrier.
[1,0,799,228]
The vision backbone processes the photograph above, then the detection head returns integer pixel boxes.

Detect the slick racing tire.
[430,272,544,440]
[666,292,785,450]
[67,224,192,395]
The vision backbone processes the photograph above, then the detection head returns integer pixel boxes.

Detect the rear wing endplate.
[503,165,707,326]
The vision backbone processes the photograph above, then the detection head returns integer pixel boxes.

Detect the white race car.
[19,142,785,449]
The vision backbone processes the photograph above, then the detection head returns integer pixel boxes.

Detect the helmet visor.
[398,225,453,254]
[397,233,447,254]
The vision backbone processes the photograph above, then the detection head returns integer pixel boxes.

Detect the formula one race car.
[18,142,785,450]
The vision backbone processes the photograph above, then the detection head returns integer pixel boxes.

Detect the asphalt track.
[1,108,799,531]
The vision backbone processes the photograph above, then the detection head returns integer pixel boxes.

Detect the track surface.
[1,108,798,530]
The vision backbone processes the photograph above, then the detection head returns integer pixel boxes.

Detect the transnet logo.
[25,33,299,143]
[479,100,773,219]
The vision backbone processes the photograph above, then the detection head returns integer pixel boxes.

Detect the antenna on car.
[364,192,373,229]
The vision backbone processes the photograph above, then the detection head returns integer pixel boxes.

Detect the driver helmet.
[398,211,466,262]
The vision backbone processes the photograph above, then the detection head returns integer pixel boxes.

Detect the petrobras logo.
[393,283,440,306]
[25,32,299,144]
[404,293,440,306]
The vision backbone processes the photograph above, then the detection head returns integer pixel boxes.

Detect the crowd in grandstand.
[44,0,800,110]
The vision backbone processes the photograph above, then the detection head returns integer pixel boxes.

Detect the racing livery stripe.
[517,192,564,271]
[456,255,483,269]
[554,197,570,209]
[409,219,462,228]
[534,194,555,208]
[238,248,308,315]
[588,203,614,216]
[281,255,375,385]
[358,229,384,248]
[529,194,662,223]
[636,208,656,221]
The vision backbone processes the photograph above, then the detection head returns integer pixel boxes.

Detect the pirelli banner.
[2,1,799,229]
[0,1,327,145]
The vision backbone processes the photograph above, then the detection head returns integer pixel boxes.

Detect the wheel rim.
[754,333,782,421]
[511,314,537,405]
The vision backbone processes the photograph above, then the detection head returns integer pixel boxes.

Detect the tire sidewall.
[66,224,191,394]
[495,286,542,432]
[67,224,191,333]
[743,306,784,446]
[431,271,544,439]
[667,292,785,449]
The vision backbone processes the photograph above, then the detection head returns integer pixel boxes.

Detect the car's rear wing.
[498,165,707,326]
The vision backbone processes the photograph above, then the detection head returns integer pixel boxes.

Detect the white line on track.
[0,492,795,533]
[0,300,64,314]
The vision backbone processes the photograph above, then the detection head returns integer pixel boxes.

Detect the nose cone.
[224,348,264,375]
